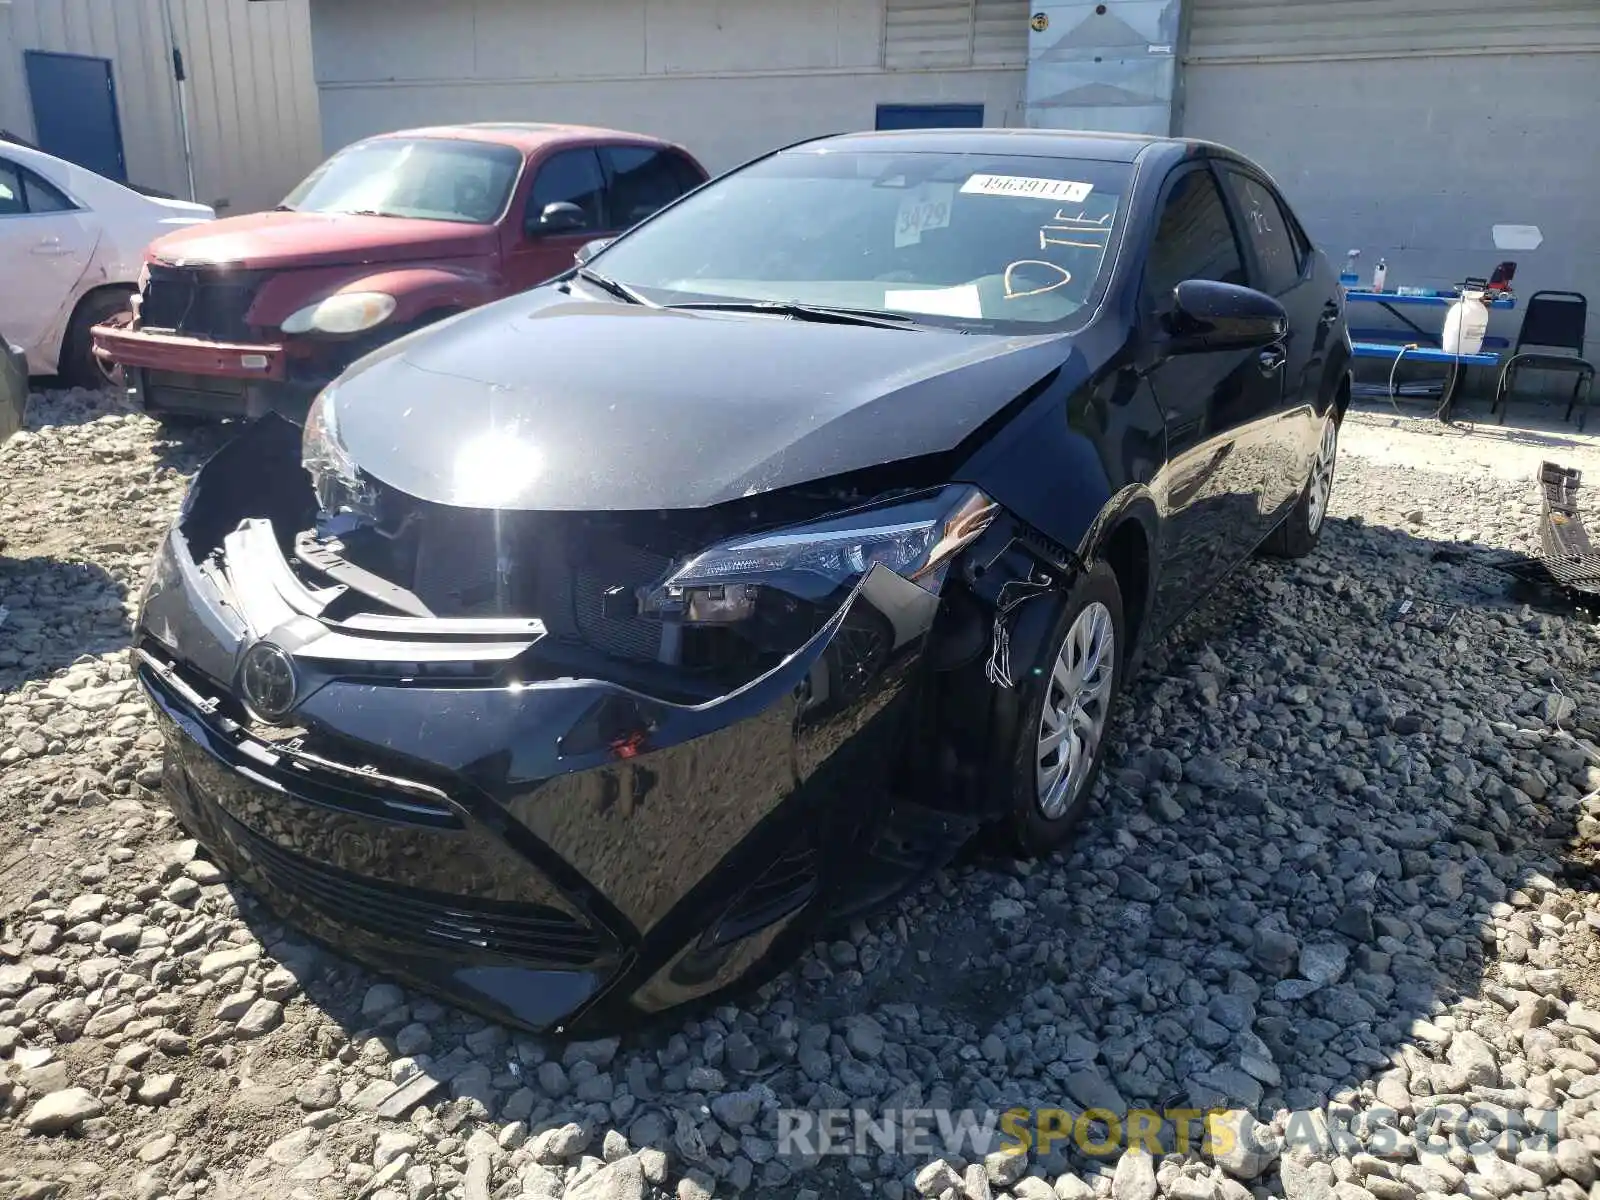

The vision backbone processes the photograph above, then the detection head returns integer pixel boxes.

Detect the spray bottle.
[1340,250,1361,289]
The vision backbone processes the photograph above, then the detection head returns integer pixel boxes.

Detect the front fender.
[958,364,1166,561]
[247,263,499,330]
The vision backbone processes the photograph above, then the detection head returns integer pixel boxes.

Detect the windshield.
[588,147,1132,331]
[281,138,522,224]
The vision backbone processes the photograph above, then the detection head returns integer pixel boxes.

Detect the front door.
[1215,164,1326,526]
[504,147,609,293]
[1142,162,1286,634]
[24,52,126,182]
[0,157,98,370]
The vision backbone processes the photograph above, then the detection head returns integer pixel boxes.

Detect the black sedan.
[135,129,1351,1034]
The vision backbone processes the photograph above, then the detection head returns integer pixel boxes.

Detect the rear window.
[282,138,523,225]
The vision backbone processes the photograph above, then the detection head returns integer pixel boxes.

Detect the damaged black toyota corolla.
[135,130,1352,1033]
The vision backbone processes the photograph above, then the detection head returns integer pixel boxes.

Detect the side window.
[0,161,25,216]
[1218,167,1301,295]
[602,146,696,228]
[1142,167,1246,313]
[22,169,74,213]
[528,148,605,232]
[667,152,705,194]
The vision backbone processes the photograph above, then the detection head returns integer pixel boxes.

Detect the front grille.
[138,647,463,829]
[141,264,265,342]
[402,508,675,661]
[225,809,608,968]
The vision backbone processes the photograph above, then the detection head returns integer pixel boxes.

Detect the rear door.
[598,144,706,230]
[0,157,98,369]
[1141,161,1285,633]
[1215,163,1326,521]
[503,147,609,292]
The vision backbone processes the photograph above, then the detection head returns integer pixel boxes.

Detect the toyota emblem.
[238,641,298,723]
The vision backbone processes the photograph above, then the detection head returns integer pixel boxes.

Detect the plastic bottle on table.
[1371,258,1388,292]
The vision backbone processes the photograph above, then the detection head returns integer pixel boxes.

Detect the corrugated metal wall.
[1186,0,1600,62]
[1181,0,1600,368]
[883,0,1030,69]
[311,0,1029,176]
[0,0,321,213]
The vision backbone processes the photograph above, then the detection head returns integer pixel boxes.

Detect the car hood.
[148,210,496,270]
[331,289,1079,511]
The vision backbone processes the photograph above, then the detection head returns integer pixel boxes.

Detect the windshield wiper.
[663,300,923,330]
[572,267,653,306]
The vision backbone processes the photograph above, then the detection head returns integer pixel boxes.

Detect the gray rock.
[985,1149,1028,1187]
[1298,942,1349,986]
[1110,1150,1157,1200]
[22,1088,103,1134]
[1209,1110,1279,1179]
[1446,1030,1500,1088]
[234,998,283,1038]
[711,1088,763,1129]
[915,1161,962,1197]
[563,1158,643,1200]
[363,983,406,1018]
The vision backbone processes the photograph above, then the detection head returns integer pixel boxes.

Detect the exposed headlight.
[281,291,396,335]
[644,485,996,624]
[302,387,377,519]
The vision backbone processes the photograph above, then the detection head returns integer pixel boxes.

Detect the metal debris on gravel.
[2,389,1599,1200]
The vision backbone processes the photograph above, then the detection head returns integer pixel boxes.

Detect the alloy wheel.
[1306,417,1339,535]
[1036,600,1115,819]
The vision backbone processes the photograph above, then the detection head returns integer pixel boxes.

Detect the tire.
[995,559,1126,858]
[60,289,133,390]
[1261,410,1339,559]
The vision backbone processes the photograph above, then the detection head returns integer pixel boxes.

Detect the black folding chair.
[1494,290,1596,429]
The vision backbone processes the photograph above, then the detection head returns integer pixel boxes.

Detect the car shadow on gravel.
[0,555,130,693]
[149,503,1598,1198]
[770,508,1594,1181]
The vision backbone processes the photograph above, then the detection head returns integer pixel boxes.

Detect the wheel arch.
[1079,485,1161,658]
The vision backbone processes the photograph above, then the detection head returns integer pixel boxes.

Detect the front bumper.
[136,420,971,1032]
[93,325,322,421]
[93,322,288,380]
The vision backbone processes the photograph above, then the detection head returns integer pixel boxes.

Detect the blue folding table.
[1345,289,1517,420]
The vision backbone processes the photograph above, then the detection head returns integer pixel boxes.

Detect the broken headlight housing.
[643,484,996,625]
[301,385,377,522]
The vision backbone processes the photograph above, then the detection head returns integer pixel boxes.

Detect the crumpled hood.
[149,210,496,271]
[331,288,1080,511]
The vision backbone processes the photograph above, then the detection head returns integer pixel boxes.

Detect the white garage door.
[1179,0,1600,360]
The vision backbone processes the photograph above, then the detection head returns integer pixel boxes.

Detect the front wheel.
[1261,412,1339,558]
[994,560,1126,858]
[61,289,133,390]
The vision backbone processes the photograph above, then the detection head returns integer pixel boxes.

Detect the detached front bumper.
[136,420,966,1032]
[93,324,321,421]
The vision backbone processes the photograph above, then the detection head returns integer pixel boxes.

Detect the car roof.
[369,123,681,154]
[790,127,1243,169]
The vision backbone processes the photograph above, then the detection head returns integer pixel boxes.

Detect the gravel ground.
[2,388,1599,1200]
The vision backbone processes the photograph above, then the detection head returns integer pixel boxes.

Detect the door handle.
[1257,346,1287,374]
[31,238,70,257]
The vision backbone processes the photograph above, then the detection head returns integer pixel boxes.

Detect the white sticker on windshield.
[961,174,1093,203]
[895,182,955,248]
[884,284,983,319]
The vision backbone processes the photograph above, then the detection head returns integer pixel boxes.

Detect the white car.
[0,140,214,385]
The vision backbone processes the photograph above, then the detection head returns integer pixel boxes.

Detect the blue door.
[24,51,127,182]
[875,104,985,131]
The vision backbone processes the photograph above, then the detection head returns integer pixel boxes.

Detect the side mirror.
[528,201,585,235]
[1161,279,1287,355]
[574,237,615,266]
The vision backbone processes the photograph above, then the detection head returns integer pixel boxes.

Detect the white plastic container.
[1371,258,1388,291]
[1442,290,1490,357]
